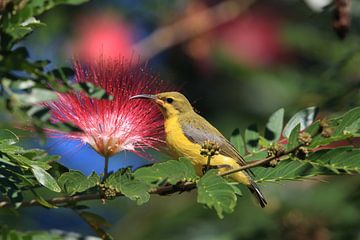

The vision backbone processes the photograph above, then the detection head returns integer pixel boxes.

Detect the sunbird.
[130,92,267,207]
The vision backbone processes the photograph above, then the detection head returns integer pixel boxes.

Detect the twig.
[134,0,255,59]
[220,145,303,177]
[103,155,109,181]
[0,139,310,208]
[0,193,101,208]
[0,145,303,208]
[0,182,196,208]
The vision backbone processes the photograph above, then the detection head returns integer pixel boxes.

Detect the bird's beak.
[129,94,157,100]
[130,94,165,106]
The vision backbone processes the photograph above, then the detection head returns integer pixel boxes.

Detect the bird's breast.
[163,116,250,184]
[164,117,203,164]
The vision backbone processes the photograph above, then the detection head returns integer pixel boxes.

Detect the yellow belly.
[164,117,250,185]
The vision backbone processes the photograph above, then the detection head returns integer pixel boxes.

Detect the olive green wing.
[180,114,248,167]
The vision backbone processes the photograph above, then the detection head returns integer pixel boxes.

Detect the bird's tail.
[247,179,267,208]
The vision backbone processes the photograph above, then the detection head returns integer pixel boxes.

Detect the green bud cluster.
[320,119,333,138]
[200,140,220,157]
[295,146,309,160]
[267,143,286,157]
[298,132,312,146]
[98,183,117,200]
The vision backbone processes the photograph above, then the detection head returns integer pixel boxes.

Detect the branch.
[0,182,196,208]
[134,0,255,59]
[220,145,302,177]
[0,135,312,208]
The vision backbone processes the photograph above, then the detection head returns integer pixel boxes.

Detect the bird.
[130,91,267,207]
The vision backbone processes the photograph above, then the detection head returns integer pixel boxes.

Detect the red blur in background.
[72,12,135,62]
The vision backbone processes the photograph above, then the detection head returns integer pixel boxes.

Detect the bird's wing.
[180,114,248,167]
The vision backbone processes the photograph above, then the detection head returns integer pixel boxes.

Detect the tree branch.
[134,0,255,59]
[220,145,302,177]
[0,182,196,208]
[0,141,308,209]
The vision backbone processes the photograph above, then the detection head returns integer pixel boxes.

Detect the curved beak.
[129,94,157,100]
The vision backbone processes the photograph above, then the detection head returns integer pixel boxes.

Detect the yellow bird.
[131,92,267,207]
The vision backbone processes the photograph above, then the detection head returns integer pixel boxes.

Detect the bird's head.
[130,91,193,118]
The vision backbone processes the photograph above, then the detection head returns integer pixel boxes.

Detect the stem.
[0,136,314,209]
[103,155,109,181]
[0,182,196,208]
[220,145,303,177]
[204,155,212,172]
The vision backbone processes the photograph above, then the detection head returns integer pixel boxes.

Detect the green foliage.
[197,170,238,218]
[287,123,300,150]
[31,165,61,192]
[231,107,360,185]
[245,124,260,152]
[265,108,284,142]
[1,1,360,237]
[0,0,111,138]
[230,128,245,156]
[105,170,151,205]
[58,170,99,195]
[334,107,360,135]
[0,225,63,240]
[253,160,318,183]
[0,129,63,206]
[308,147,360,174]
[1,105,359,228]
[134,157,198,185]
[282,107,319,138]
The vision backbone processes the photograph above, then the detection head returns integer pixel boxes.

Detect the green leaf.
[17,88,57,105]
[197,170,237,218]
[134,158,198,186]
[334,107,360,135]
[0,165,24,208]
[7,152,50,170]
[283,106,319,138]
[230,128,245,155]
[305,121,321,136]
[4,16,45,42]
[21,149,60,163]
[31,166,61,192]
[287,123,300,150]
[26,105,52,122]
[253,160,320,183]
[245,124,260,153]
[10,79,36,90]
[344,118,360,135]
[0,129,19,145]
[309,147,360,174]
[244,150,268,162]
[253,147,360,182]
[265,108,284,142]
[31,189,58,209]
[105,172,150,205]
[58,171,99,195]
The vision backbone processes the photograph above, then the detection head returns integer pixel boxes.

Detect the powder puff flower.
[46,58,169,159]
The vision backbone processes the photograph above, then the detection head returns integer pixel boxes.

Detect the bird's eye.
[166,98,174,104]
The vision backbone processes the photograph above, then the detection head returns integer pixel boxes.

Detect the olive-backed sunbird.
[130,92,267,207]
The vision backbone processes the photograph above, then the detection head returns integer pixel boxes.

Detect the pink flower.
[72,13,135,62]
[46,58,169,157]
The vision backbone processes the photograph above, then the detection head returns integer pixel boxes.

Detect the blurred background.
[1,0,360,239]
